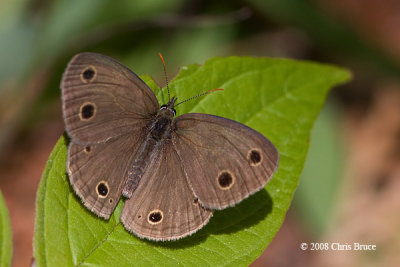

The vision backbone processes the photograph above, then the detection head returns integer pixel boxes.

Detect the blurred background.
[1,0,399,266]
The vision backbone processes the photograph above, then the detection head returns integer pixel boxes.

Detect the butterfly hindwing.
[121,140,212,241]
[67,132,147,219]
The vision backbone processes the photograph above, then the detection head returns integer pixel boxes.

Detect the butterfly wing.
[67,132,146,219]
[120,140,212,241]
[62,52,158,218]
[61,52,159,144]
[172,113,279,210]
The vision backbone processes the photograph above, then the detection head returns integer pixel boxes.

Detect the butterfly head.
[159,96,177,117]
[158,89,223,119]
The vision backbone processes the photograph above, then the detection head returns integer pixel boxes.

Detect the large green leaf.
[34,56,350,266]
[0,190,12,267]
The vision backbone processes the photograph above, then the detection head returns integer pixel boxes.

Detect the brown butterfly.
[61,52,279,241]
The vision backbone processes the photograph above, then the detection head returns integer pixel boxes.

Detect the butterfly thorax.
[150,114,173,141]
[150,97,176,140]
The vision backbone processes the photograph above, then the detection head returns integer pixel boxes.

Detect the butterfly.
[61,52,279,241]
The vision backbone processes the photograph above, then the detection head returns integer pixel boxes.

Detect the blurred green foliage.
[0,190,12,267]
[293,103,344,236]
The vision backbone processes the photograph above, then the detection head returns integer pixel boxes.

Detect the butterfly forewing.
[172,113,279,210]
[61,52,159,144]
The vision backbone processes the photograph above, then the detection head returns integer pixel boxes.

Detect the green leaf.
[0,190,12,267]
[34,56,350,266]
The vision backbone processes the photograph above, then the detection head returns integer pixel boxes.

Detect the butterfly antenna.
[158,53,170,101]
[175,88,223,107]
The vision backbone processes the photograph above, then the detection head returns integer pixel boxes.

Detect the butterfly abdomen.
[123,113,174,198]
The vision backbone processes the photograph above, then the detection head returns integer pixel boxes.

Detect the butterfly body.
[123,98,176,198]
[61,52,279,241]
